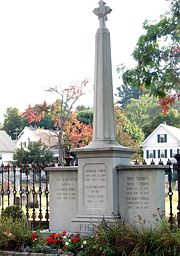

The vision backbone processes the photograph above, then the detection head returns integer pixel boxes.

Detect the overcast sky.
[0,0,169,123]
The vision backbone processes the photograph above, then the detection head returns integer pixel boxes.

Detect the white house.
[16,126,59,158]
[140,123,180,165]
[0,130,16,165]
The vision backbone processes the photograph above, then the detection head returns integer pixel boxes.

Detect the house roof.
[0,131,16,152]
[34,128,58,148]
[140,123,180,147]
[18,126,58,149]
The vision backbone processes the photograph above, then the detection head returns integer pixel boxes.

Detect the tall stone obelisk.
[71,1,134,234]
[90,1,117,148]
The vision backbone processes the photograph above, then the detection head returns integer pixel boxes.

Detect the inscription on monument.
[56,176,77,201]
[83,164,107,208]
[126,176,149,210]
[79,223,92,232]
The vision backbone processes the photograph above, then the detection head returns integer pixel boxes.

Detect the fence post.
[1,163,4,212]
[166,159,174,229]
[174,154,180,228]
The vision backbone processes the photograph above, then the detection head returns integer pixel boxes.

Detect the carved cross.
[93,0,112,27]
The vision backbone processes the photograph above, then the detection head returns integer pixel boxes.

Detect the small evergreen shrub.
[0,206,31,251]
[1,205,25,222]
[0,218,31,251]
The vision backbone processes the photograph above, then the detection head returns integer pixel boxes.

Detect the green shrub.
[0,218,31,251]
[1,205,25,222]
[0,206,32,251]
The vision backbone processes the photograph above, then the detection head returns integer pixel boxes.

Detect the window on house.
[158,149,167,158]
[146,150,156,159]
[170,149,180,157]
[157,134,167,143]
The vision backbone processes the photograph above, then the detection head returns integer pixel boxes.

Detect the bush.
[1,205,25,222]
[0,206,31,251]
[0,218,31,251]
[81,220,180,256]
[0,214,179,255]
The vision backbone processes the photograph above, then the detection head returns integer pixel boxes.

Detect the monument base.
[46,166,78,233]
[117,165,166,227]
[71,214,120,234]
[71,145,134,234]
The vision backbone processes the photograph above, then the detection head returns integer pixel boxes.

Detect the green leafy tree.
[142,108,180,136]
[116,64,146,108]
[122,116,144,144]
[77,109,93,126]
[75,105,91,112]
[13,140,53,165]
[125,94,180,137]
[125,95,159,129]
[119,0,180,112]
[3,107,27,140]
[114,106,144,160]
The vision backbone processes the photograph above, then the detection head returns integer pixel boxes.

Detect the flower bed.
[26,231,87,255]
[0,206,87,255]
[0,206,179,256]
[0,227,87,255]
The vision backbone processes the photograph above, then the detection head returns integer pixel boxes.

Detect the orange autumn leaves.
[139,83,179,115]
[64,112,92,149]
[22,103,93,150]
[22,101,49,123]
[158,95,179,114]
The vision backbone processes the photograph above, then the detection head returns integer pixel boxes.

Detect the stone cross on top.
[93,0,112,28]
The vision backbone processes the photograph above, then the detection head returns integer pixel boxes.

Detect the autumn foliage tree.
[63,112,93,152]
[22,80,89,165]
[22,101,49,123]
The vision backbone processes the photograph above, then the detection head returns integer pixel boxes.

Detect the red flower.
[72,235,79,243]
[62,230,66,236]
[35,116,41,122]
[46,237,55,244]
[31,233,38,240]
[46,233,62,244]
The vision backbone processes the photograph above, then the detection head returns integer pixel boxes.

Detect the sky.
[0,0,170,123]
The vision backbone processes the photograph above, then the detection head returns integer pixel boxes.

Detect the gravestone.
[48,167,78,232]
[117,165,165,226]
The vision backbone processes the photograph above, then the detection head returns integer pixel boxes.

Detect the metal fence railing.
[0,162,49,229]
[0,154,180,230]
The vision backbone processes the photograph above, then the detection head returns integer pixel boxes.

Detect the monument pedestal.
[117,165,166,227]
[71,146,133,234]
[47,167,78,233]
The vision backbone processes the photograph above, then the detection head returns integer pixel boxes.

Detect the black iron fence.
[131,154,180,229]
[0,162,49,229]
[0,154,180,230]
